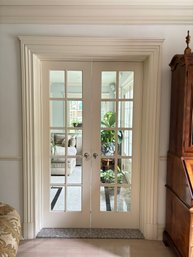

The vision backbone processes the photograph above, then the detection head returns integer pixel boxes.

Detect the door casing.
[19,36,163,240]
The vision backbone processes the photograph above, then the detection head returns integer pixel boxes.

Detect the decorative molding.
[139,41,162,240]
[19,36,163,62]
[159,155,167,161]
[1,0,193,5]
[20,35,163,240]
[0,3,193,24]
[0,156,22,161]
[157,224,165,240]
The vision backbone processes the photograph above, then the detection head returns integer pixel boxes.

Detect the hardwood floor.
[17,238,177,257]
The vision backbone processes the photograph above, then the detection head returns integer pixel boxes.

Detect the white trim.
[1,0,193,5]
[157,224,165,241]
[159,156,167,161]
[0,156,22,161]
[140,51,162,240]
[20,36,163,240]
[20,42,36,238]
[0,4,193,24]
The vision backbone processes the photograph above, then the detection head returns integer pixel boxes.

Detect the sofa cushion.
[0,202,21,257]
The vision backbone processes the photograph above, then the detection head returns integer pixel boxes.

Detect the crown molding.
[0,4,193,24]
[0,156,22,161]
[0,0,193,5]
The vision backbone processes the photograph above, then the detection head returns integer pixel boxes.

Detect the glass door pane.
[42,61,91,228]
[49,70,83,212]
[100,70,133,212]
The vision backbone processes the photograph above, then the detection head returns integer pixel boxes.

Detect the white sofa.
[51,133,82,176]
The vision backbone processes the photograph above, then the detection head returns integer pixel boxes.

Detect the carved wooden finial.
[184,30,191,54]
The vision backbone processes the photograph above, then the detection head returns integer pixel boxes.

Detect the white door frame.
[19,36,163,240]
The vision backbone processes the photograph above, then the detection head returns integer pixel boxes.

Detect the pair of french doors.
[42,61,143,228]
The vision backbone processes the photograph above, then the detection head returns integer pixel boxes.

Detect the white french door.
[42,61,143,228]
[91,62,142,228]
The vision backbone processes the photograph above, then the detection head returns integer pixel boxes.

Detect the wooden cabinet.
[163,32,193,257]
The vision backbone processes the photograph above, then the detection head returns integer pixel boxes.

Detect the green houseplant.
[100,166,127,195]
[101,111,123,155]
[100,168,125,184]
[72,120,82,127]
[100,112,126,194]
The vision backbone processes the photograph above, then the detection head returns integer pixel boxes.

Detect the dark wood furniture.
[163,32,193,257]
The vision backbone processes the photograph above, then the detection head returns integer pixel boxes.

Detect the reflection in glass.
[53,146,65,156]
[50,186,65,211]
[50,157,66,177]
[50,70,65,98]
[100,158,115,184]
[101,102,116,127]
[99,70,134,214]
[51,132,66,149]
[101,71,116,99]
[117,187,131,212]
[67,71,82,99]
[67,186,81,211]
[50,100,65,127]
[50,174,65,184]
[119,130,132,156]
[117,158,132,184]
[100,186,114,211]
[67,129,82,166]
[66,158,76,175]
[67,135,77,156]
[67,165,82,184]
[118,101,133,128]
[49,69,84,214]
[67,101,82,127]
[101,130,116,156]
[50,131,67,180]
[119,71,134,99]
[50,130,65,145]
[101,110,116,156]
[73,130,83,157]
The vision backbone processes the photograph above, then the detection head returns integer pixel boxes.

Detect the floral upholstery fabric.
[0,202,21,257]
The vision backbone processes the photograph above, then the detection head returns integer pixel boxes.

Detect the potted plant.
[101,111,123,155]
[100,168,125,184]
[100,167,126,195]
[72,120,82,127]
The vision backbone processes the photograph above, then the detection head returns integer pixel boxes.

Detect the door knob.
[84,153,90,159]
[93,153,98,159]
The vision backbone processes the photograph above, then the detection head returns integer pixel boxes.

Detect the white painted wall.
[0,24,193,238]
